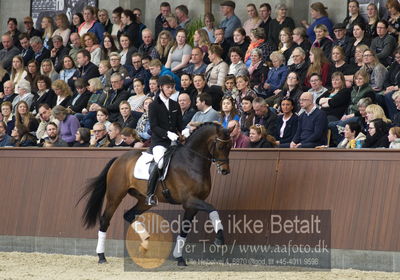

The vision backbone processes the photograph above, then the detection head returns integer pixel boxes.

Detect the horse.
[79,122,233,266]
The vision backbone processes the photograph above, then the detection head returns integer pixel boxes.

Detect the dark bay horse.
[79,123,232,266]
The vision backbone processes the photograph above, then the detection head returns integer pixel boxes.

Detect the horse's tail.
[78,157,118,229]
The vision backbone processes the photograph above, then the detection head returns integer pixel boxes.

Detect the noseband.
[210,137,231,163]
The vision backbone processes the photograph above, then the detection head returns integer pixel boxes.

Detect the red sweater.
[304,63,331,88]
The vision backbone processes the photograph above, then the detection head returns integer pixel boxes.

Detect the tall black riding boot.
[145,163,160,206]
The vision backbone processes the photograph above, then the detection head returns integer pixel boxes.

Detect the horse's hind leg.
[97,195,124,263]
[173,208,198,266]
[183,198,224,246]
[123,194,152,252]
[123,190,152,224]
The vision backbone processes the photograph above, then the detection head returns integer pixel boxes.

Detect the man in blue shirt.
[289,92,328,148]
[219,1,241,40]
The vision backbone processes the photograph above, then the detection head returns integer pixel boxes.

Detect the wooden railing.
[0,148,399,251]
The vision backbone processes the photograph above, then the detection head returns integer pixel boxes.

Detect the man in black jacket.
[154,2,171,39]
[30,36,50,65]
[146,75,183,205]
[94,73,129,122]
[253,97,277,137]
[70,49,100,90]
[18,33,34,65]
[50,35,70,73]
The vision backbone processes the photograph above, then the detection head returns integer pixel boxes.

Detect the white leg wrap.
[132,221,150,241]
[96,231,107,254]
[209,211,223,233]
[173,235,187,258]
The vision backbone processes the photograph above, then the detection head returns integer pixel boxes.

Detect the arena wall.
[0,148,400,270]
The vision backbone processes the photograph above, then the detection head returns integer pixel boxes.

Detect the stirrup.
[145,194,158,206]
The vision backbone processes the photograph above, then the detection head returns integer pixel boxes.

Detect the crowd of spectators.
[1,0,400,149]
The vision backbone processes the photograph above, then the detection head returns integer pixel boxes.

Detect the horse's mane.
[186,122,223,143]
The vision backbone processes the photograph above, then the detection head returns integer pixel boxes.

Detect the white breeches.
[153,145,167,169]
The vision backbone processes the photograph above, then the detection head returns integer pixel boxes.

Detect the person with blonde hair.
[150,30,174,65]
[41,59,59,82]
[243,3,262,36]
[52,80,72,107]
[365,104,391,124]
[10,55,27,85]
[249,124,276,148]
[312,24,333,59]
[193,29,211,57]
[41,16,54,50]
[53,13,71,46]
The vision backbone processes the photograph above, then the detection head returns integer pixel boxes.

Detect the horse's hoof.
[98,253,107,264]
[139,240,149,255]
[214,238,224,246]
[176,257,187,266]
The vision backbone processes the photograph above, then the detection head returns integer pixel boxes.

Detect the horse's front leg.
[182,198,224,247]
[173,208,198,266]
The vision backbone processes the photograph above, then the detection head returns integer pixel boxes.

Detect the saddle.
[133,144,178,181]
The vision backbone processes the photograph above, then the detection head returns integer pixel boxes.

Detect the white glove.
[167,131,178,141]
[182,128,190,138]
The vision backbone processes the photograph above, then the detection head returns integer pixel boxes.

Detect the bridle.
[184,136,231,172]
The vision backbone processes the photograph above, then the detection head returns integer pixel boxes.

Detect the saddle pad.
[133,152,170,180]
[133,152,154,180]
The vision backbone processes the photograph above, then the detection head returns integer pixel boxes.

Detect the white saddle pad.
[133,152,154,180]
[133,152,171,180]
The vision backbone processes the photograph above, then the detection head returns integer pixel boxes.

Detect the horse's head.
[208,125,233,175]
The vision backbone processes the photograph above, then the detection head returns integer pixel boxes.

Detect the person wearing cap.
[23,16,42,39]
[146,75,183,205]
[301,2,334,43]
[219,1,242,40]
[269,3,295,47]
[332,23,351,51]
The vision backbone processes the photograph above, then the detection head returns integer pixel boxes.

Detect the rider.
[146,75,184,205]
